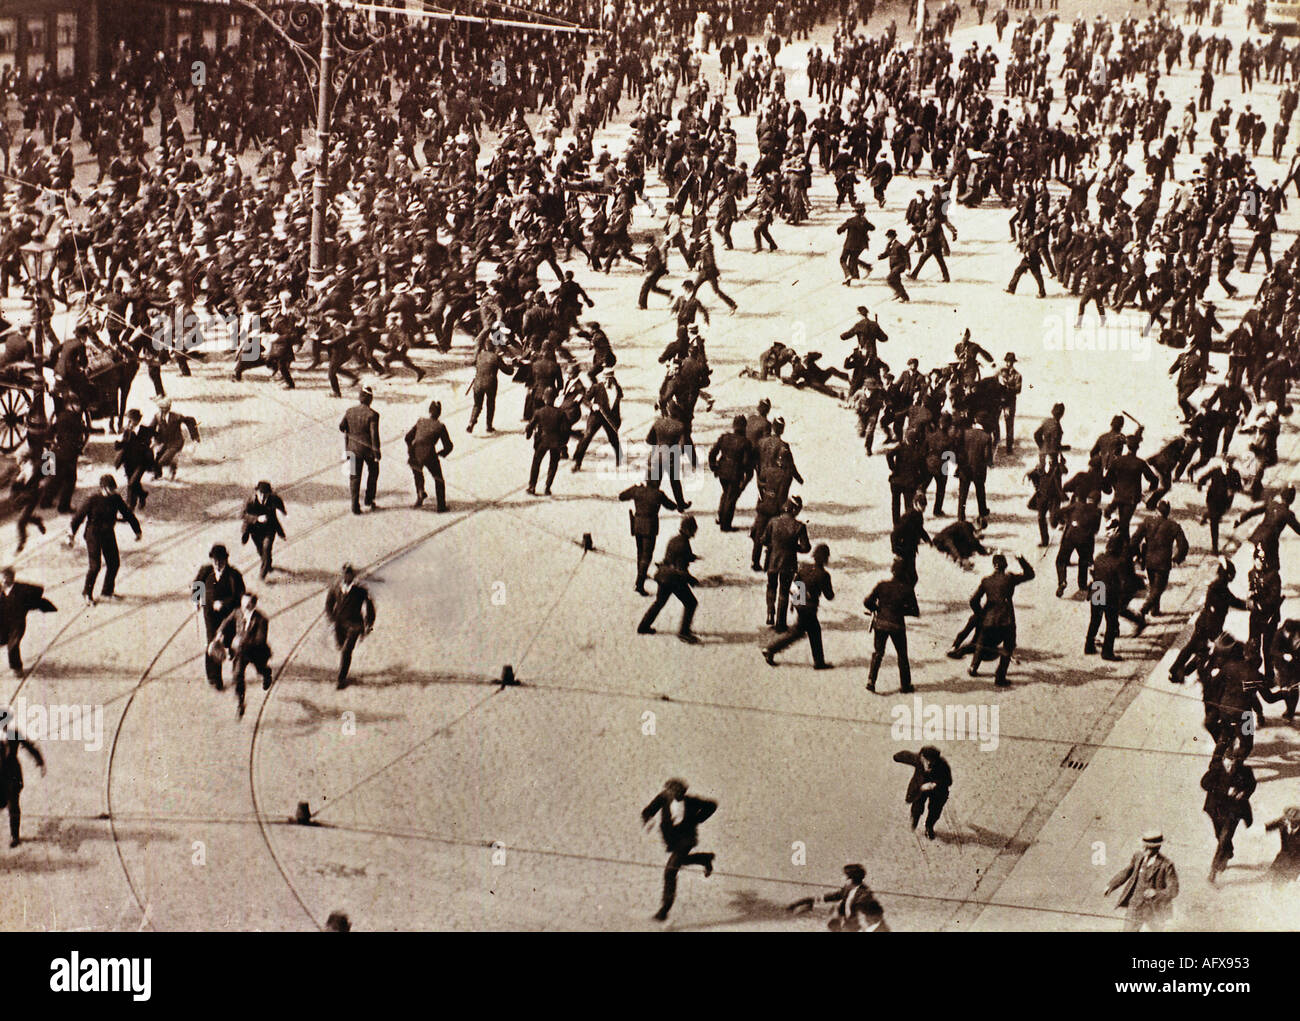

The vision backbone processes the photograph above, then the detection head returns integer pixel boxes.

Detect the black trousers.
[1086,602,1119,657]
[469,386,496,430]
[766,567,796,628]
[232,646,272,705]
[1008,257,1045,295]
[349,455,379,511]
[886,268,910,301]
[203,611,228,685]
[125,464,149,511]
[638,267,670,307]
[633,533,657,589]
[529,446,561,492]
[1209,811,1244,876]
[334,622,363,687]
[766,607,825,666]
[1141,566,1170,615]
[3,623,25,674]
[411,456,446,509]
[639,575,697,634]
[869,627,911,690]
[973,623,1014,682]
[3,783,21,842]
[573,415,620,469]
[1057,537,1094,590]
[1171,618,1218,681]
[911,246,949,282]
[251,531,276,578]
[958,474,989,521]
[659,841,711,916]
[84,529,120,598]
[717,477,743,529]
[910,790,947,836]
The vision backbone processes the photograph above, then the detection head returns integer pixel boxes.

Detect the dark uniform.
[405,410,454,511]
[708,419,755,532]
[1056,494,1102,595]
[969,556,1035,685]
[525,400,569,496]
[762,507,811,630]
[1136,510,1189,616]
[646,411,691,511]
[864,573,919,693]
[619,482,676,594]
[957,422,994,525]
[1086,536,1143,660]
[764,549,834,669]
[1105,447,1160,533]
[1170,568,1247,682]
[637,523,700,641]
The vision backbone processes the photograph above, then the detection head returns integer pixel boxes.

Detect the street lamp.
[19,237,56,432]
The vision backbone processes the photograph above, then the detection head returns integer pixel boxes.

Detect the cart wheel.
[0,388,30,454]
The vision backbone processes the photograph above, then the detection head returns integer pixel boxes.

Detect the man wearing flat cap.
[1105,832,1179,931]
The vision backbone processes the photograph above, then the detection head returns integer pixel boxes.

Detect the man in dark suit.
[525,388,568,496]
[571,368,623,472]
[193,543,246,689]
[0,568,56,675]
[215,592,272,718]
[114,408,155,512]
[325,563,375,689]
[0,723,43,848]
[67,475,142,605]
[340,386,381,514]
[1201,754,1256,883]
[640,777,716,921]
[405,400,454,511]
[892,745,952,839]
[241,481,286,580]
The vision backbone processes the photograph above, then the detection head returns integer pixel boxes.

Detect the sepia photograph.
[0,0,1293,969]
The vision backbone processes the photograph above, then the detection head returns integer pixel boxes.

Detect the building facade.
[0,0,248,81]
[0,0,95,79]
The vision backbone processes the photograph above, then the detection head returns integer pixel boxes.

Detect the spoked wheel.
[0,387,31,454]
